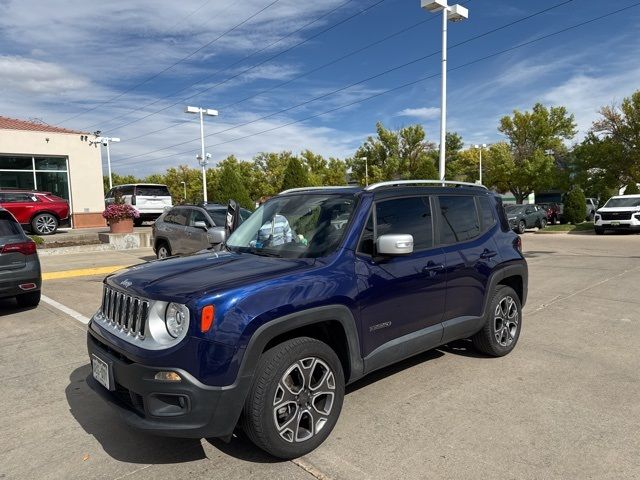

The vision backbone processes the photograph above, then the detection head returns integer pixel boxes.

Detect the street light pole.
[421,1,469,183]
[181,181,187,201]
[361,156,369,186]
[474,144,487,184]
[94,136,121,189]
[186,106,218,203]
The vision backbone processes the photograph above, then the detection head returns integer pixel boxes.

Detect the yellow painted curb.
[43,265,128,280]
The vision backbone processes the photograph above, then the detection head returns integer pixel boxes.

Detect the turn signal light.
[1,241,36,255]
[200,305,215,333]
[154,371,182,382]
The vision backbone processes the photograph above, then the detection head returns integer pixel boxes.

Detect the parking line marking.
[41,294,90,324]
[42,265,128,280]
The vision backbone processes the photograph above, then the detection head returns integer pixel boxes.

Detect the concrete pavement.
[2,234,639,479]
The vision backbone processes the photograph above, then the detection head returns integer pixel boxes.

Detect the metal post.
[106,140,113,189]
[365,157,369,186]
[479,147,482,185]
[182,181,187,201]
[439,7,448,184]
[199,109,207,203]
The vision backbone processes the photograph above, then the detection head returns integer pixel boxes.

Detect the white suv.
[105,184,172,226]
[594,194,640,235]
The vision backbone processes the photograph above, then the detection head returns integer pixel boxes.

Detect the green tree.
[563,186,586,224]
[253,151,295,197]
[323,158,348,185]
[212,161,252,209]
[625,182,640,195]
[281,156,310,191]
[487,103,577,203]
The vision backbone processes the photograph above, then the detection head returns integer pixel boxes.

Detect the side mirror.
[376,234,414,256]
[207,226,226,245]
[193,220,208,231]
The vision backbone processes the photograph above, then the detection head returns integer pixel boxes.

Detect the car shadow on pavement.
[0,298,36,316]
[438,338,488,358]
[66,364,206,464]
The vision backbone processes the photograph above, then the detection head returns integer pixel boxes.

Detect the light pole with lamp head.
[180,181,187,202]
[186,106,218,203]
[473,144,487,184]
[94,136,120,189]
[421,0,468,184]
[361,156,368,186]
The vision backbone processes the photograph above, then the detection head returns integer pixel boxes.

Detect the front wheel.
[472,286,522,357]
[31,213,58,235]
[242,337,345,459]
[517,220,526,234]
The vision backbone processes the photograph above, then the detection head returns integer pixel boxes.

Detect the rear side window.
[119,186,135,196]
[375,197,433,250]
[136,185,170,197]
[478,196,496,232]
[164,208,188,226]
[207,209,226,226]
[0,212,22,235]
[438,195,480,244]
[0,193,37,203]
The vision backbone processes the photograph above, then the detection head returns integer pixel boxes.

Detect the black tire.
[594,227,605,235]
[551,215,557,225]
[517,220,526,234]
[31,213,58,235]
[472,286,522,357]
[16,291,41,308]
[156,242,171,259]
[242,337,345,459]
[539,217,547,229]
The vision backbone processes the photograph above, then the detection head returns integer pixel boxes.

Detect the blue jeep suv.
[87,181,527,459]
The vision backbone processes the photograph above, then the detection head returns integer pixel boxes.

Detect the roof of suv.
[279,181,491,198]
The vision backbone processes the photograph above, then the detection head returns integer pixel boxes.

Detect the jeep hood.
[106,251,315,300]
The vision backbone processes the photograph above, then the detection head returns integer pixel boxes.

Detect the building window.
[0,154,70,202]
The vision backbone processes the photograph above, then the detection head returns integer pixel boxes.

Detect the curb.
[37,244,152,256]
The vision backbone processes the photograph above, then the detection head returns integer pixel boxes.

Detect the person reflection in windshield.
[254,214,293,248]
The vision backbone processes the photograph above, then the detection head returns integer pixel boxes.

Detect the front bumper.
[86,330,248,438]
[595,220,640,231]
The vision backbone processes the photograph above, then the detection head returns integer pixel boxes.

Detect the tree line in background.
[106,89,640,209]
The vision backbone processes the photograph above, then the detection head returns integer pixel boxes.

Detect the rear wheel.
[242,337,345,459]
[31,213,58,235]
[16,291,40,308]
[539,217,547,229]
[472,286,522,357]
[156,242,171,259]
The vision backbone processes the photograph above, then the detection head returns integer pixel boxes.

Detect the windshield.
[226,194,356,258]
[506,206,527,215]
[603,197,640,208]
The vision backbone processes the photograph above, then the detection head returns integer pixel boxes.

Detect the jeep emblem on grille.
[120,279,133,288]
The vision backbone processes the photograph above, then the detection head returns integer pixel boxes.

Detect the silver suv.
[152,204,252,258]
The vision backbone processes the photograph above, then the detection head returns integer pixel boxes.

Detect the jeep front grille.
[101,285,149,339]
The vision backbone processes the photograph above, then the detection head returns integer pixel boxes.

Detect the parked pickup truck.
[86,180,528,459]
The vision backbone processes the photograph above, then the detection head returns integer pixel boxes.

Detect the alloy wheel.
[494,295,519,347]
[35,214,57,234]
[273,357,336,443]
[157,246,169,258]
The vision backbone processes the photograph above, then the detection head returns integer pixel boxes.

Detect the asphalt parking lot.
[2,233,639,480]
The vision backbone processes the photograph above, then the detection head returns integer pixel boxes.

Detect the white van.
[105,184,172,226]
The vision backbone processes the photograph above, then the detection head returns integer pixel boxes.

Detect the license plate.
[611,221,620,226]
[92,354,111,390]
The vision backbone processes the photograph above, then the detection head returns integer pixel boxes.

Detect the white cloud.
[395,107,440,120]
[0,56,89,94]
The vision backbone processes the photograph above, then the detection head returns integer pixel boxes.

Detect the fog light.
[154,371,182,382]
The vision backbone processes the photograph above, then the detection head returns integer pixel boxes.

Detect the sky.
[1,0,639,176]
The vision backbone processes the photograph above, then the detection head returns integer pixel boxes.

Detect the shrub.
[29,235,44,245]
[563,186,586,224]
[281,157,309,191]
[624,182,640,195]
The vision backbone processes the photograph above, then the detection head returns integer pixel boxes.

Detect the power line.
[113,0,575,163]
[58,0,283,125]
[100,0,390,133]
[92,0,361,132]
[114,1,640,168]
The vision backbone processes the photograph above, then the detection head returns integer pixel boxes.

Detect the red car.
[0,190,70,235]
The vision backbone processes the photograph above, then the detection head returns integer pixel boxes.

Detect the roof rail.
[280,186,357,194]
[365,180,488,191]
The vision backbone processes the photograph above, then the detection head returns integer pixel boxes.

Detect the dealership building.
[0,116,106,228]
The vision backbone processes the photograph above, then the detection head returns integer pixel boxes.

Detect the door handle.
[480,249,497,259]
[423,262,444,274]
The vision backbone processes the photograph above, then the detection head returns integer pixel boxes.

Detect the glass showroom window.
[0,155,70,201]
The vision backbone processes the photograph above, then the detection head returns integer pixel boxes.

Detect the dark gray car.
[0,208,41,307]
[152,204,252,259]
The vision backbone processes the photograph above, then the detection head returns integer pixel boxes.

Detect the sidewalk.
[36,226,152,249]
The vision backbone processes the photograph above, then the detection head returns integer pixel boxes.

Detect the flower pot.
[109,218,134,234]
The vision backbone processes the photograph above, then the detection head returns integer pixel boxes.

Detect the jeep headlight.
[165,303,189,338]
